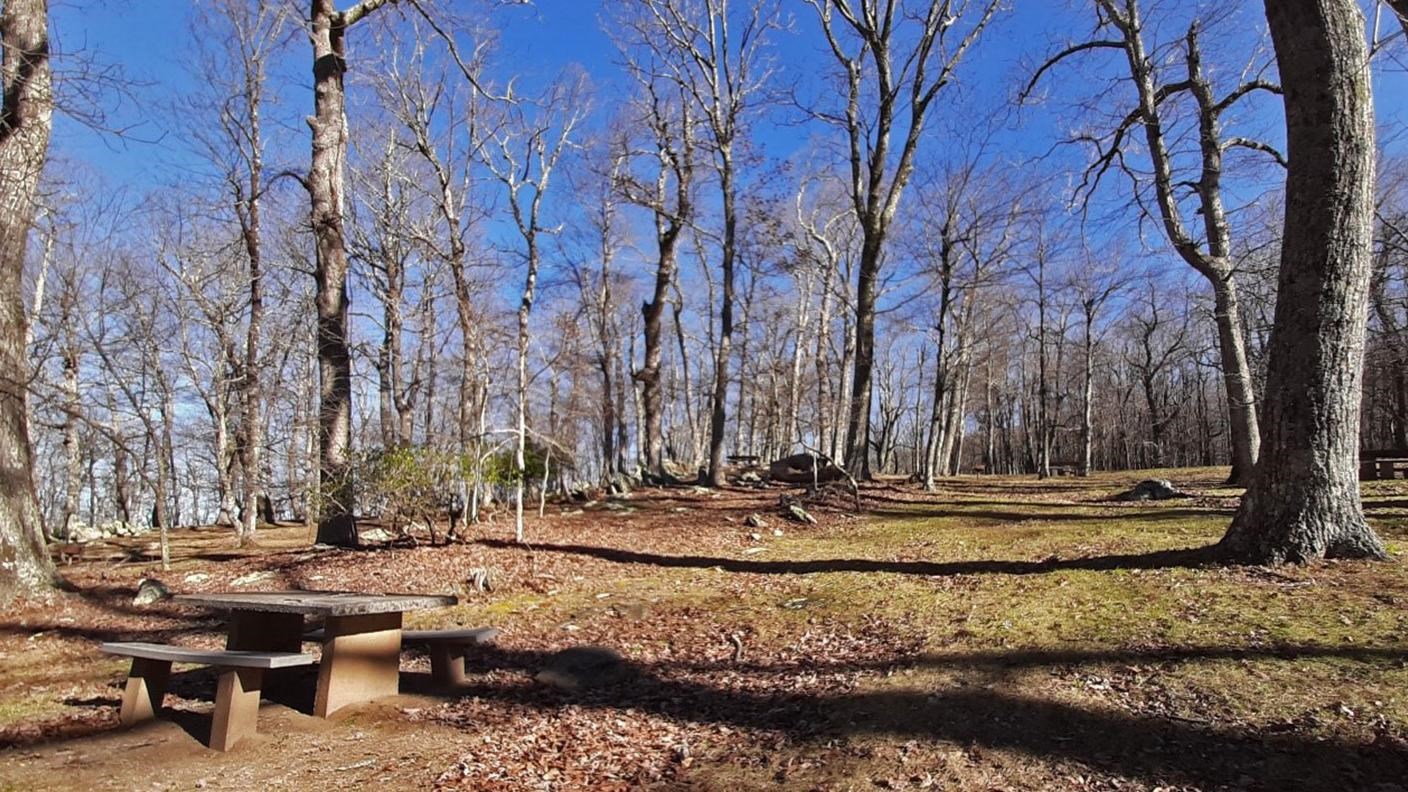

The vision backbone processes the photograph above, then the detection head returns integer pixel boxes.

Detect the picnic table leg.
[225,611,306,704]
[119,657,171,725]
[314,612,403,717]
[209,667,264,751]
[429,644,468,688]
[226,611,305,652]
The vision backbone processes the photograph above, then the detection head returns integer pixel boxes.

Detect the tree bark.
[630,93,692,482]
[305,0,393,546]
[0,0,53,601]
[706,150,737,487]
[1080,308,1095,476]
[1220,0,1385,564]
[237,91,266,544]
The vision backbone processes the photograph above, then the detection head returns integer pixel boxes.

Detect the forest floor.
[1,468,1407,791]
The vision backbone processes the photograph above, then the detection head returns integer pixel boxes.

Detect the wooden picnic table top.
[173,590,457,617]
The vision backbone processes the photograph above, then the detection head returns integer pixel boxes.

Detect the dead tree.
[1220,0,1387,564]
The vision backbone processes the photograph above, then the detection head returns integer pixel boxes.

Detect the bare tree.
[631,0,779,487]
[1024,0,1282,485]
[0,0,54,602]
[612,23,698,481]
[190,0,290,544]
[1124,282,1191,469]
[350,137,421,449]
[808,0,1001,477]
[299,0,400,547]
[793,170,859,463]
[910,157,1017,487]
[567,141,631,483]
[1071,253,1127,476]
[479,76,586,543]
[371,21,499,526]
[1220,0,1386,564]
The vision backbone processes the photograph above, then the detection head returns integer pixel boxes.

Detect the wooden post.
[314,611,402,717]
[210,667,264,751]
[118,657,171,725]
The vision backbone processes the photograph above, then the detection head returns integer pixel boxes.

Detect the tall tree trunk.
[212,385,237,527]
[0,0,53,602]
[634,131,690,481]
[845,233,881,477]
[706,153,737,487]
[238,146,265,545]
[61,324,81,538]
[1210,279,1260,483]
[514,238,539,543]
[375,249,406,449]
[639,257,673,478]
[305,0,391,546]
[1080,311,1095,476]
[1220,0,1385,564]
[814,261,835,460]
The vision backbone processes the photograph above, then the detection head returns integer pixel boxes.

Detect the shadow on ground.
[410,641,1408,792]
[474,538,1222,577]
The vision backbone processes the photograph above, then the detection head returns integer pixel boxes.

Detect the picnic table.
[1360,454,1408,481]
[173,590,456,717]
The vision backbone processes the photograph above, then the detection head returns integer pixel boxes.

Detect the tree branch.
[1222,136,1287,168]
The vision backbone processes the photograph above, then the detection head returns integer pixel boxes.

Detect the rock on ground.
[786,504,817,524]
[1114,479,1187,501]
[767,453,846,485]
[132,578,171,606]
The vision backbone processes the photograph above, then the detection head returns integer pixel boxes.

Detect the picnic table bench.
[301,625,501,688]
[1360,455,1408,481]
[101,642,316,751]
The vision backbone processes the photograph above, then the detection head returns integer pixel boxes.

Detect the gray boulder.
[133,578,171,606]
[1114,479,1186,501]
[63,520,103,543]
[767,453,845,485]
[786,503,818,524]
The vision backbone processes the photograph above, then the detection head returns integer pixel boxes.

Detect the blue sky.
[45,0,1408,276]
